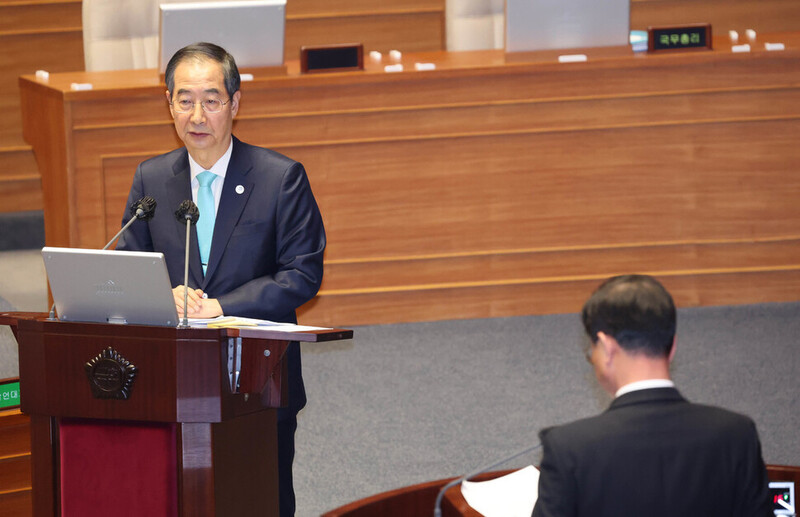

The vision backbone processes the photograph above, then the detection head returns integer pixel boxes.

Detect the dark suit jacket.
[532,387,772,517]
[117,136,326,411]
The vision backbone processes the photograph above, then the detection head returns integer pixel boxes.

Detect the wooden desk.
[19,34,800,327]
[323,465,800,516]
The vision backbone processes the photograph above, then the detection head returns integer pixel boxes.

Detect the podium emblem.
[84,347,137,399]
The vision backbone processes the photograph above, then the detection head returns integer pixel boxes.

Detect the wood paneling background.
[2,0,800,214]
[0,0,445,214]
[19,35,800,326]
[0,409,32,517]
[0,0,83,213]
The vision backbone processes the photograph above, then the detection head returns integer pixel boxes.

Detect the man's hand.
[172,285,223,319]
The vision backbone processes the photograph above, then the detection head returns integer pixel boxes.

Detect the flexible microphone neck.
[103,215,139,250]
[432,442,542,517]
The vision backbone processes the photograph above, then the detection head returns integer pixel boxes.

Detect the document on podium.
[460,465,539,517]
[188,315,330,332]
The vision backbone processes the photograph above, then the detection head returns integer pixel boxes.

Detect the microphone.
[102,196,157,250]
[174,199,199,225]
[174,200,199,327]
[132,195,157,221]
[432,442,542,517]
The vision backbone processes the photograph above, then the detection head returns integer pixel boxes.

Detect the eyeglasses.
[170,98,231,114]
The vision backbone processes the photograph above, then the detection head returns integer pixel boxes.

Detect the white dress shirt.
[615,379,675,398]
[187,139,233,220]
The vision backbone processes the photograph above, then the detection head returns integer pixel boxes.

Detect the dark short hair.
[581,274,676,358]
[164,42,241,98]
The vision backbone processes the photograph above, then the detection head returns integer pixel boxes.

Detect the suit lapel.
[203,137,254,286]
[166,150,204,287]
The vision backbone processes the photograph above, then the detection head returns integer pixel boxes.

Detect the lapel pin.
[235,185,245,194]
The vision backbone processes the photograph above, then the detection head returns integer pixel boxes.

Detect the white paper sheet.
[460,466,539,517]
[188,316,329,331]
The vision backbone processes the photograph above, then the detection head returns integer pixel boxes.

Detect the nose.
[189,101,205,124]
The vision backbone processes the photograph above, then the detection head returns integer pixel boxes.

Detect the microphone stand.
[432,442,542,517]
[103,213,141,250]
[174,200,199,328]
[180,214,192,328]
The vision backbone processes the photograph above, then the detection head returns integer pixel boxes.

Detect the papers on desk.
[188,316,330,332]
[461,466,539,517]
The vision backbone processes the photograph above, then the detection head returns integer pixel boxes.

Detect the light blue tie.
[196,170,217,275]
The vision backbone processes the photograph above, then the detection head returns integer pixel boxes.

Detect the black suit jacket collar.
[205,137,254,285]
[609,386,686,411]
[166,136,255,287]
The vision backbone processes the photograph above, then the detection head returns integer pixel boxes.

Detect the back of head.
[164,42,241,97]
[581,274,676,358]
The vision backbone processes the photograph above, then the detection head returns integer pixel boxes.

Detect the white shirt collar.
[615,379,675,398]
[188,139,233,183]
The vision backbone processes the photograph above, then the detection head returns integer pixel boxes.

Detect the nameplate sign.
[301,44,364,74]
[0,380,20,409]
[648,24,712,53]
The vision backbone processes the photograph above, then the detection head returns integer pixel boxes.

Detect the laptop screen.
[42,247,179,327]
[506,0,630,52]
[159,0,286,73]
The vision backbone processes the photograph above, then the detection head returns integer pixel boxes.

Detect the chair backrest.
[446,0,505,51]
[82,0,201,71]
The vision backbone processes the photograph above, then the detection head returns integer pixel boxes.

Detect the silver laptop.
[42,247,179,327]
[505,0,630,52]
[159,0,286,73]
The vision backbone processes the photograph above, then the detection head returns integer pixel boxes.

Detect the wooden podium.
[0,312,352,517]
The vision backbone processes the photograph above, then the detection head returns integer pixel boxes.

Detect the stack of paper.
[460,466,540,517]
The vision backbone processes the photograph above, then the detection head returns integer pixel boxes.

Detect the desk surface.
[22,32,800,95]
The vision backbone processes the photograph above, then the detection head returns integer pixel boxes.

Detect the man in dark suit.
[116,42,325,517]
[532,274,772,517]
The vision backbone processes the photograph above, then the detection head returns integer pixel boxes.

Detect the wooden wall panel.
[2,0,799,216]
[19,34,800,326]
[0,490,32,517]
[0,147,39,180]
[0,7,83,138]
[0,1,81,33]
[318,240,800,291]
[0,0,82,214]
[0,0,444,214]
[0,177,43,213]
[0,409,32,517]
[284,0,445,60]
[285,11,444,60]
[299,269,800,326]
[228,87,800,146]
[267,119,800,259]
[287,0,444,16]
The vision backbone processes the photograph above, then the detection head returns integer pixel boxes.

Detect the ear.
[165,90,175,119]
[230,90,242,118]
[596,331,618,365]
[667,337,677,363]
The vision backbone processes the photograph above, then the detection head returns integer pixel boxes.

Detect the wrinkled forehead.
[170,57,226,96]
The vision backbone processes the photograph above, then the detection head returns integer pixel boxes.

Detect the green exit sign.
[0,381,21,409]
